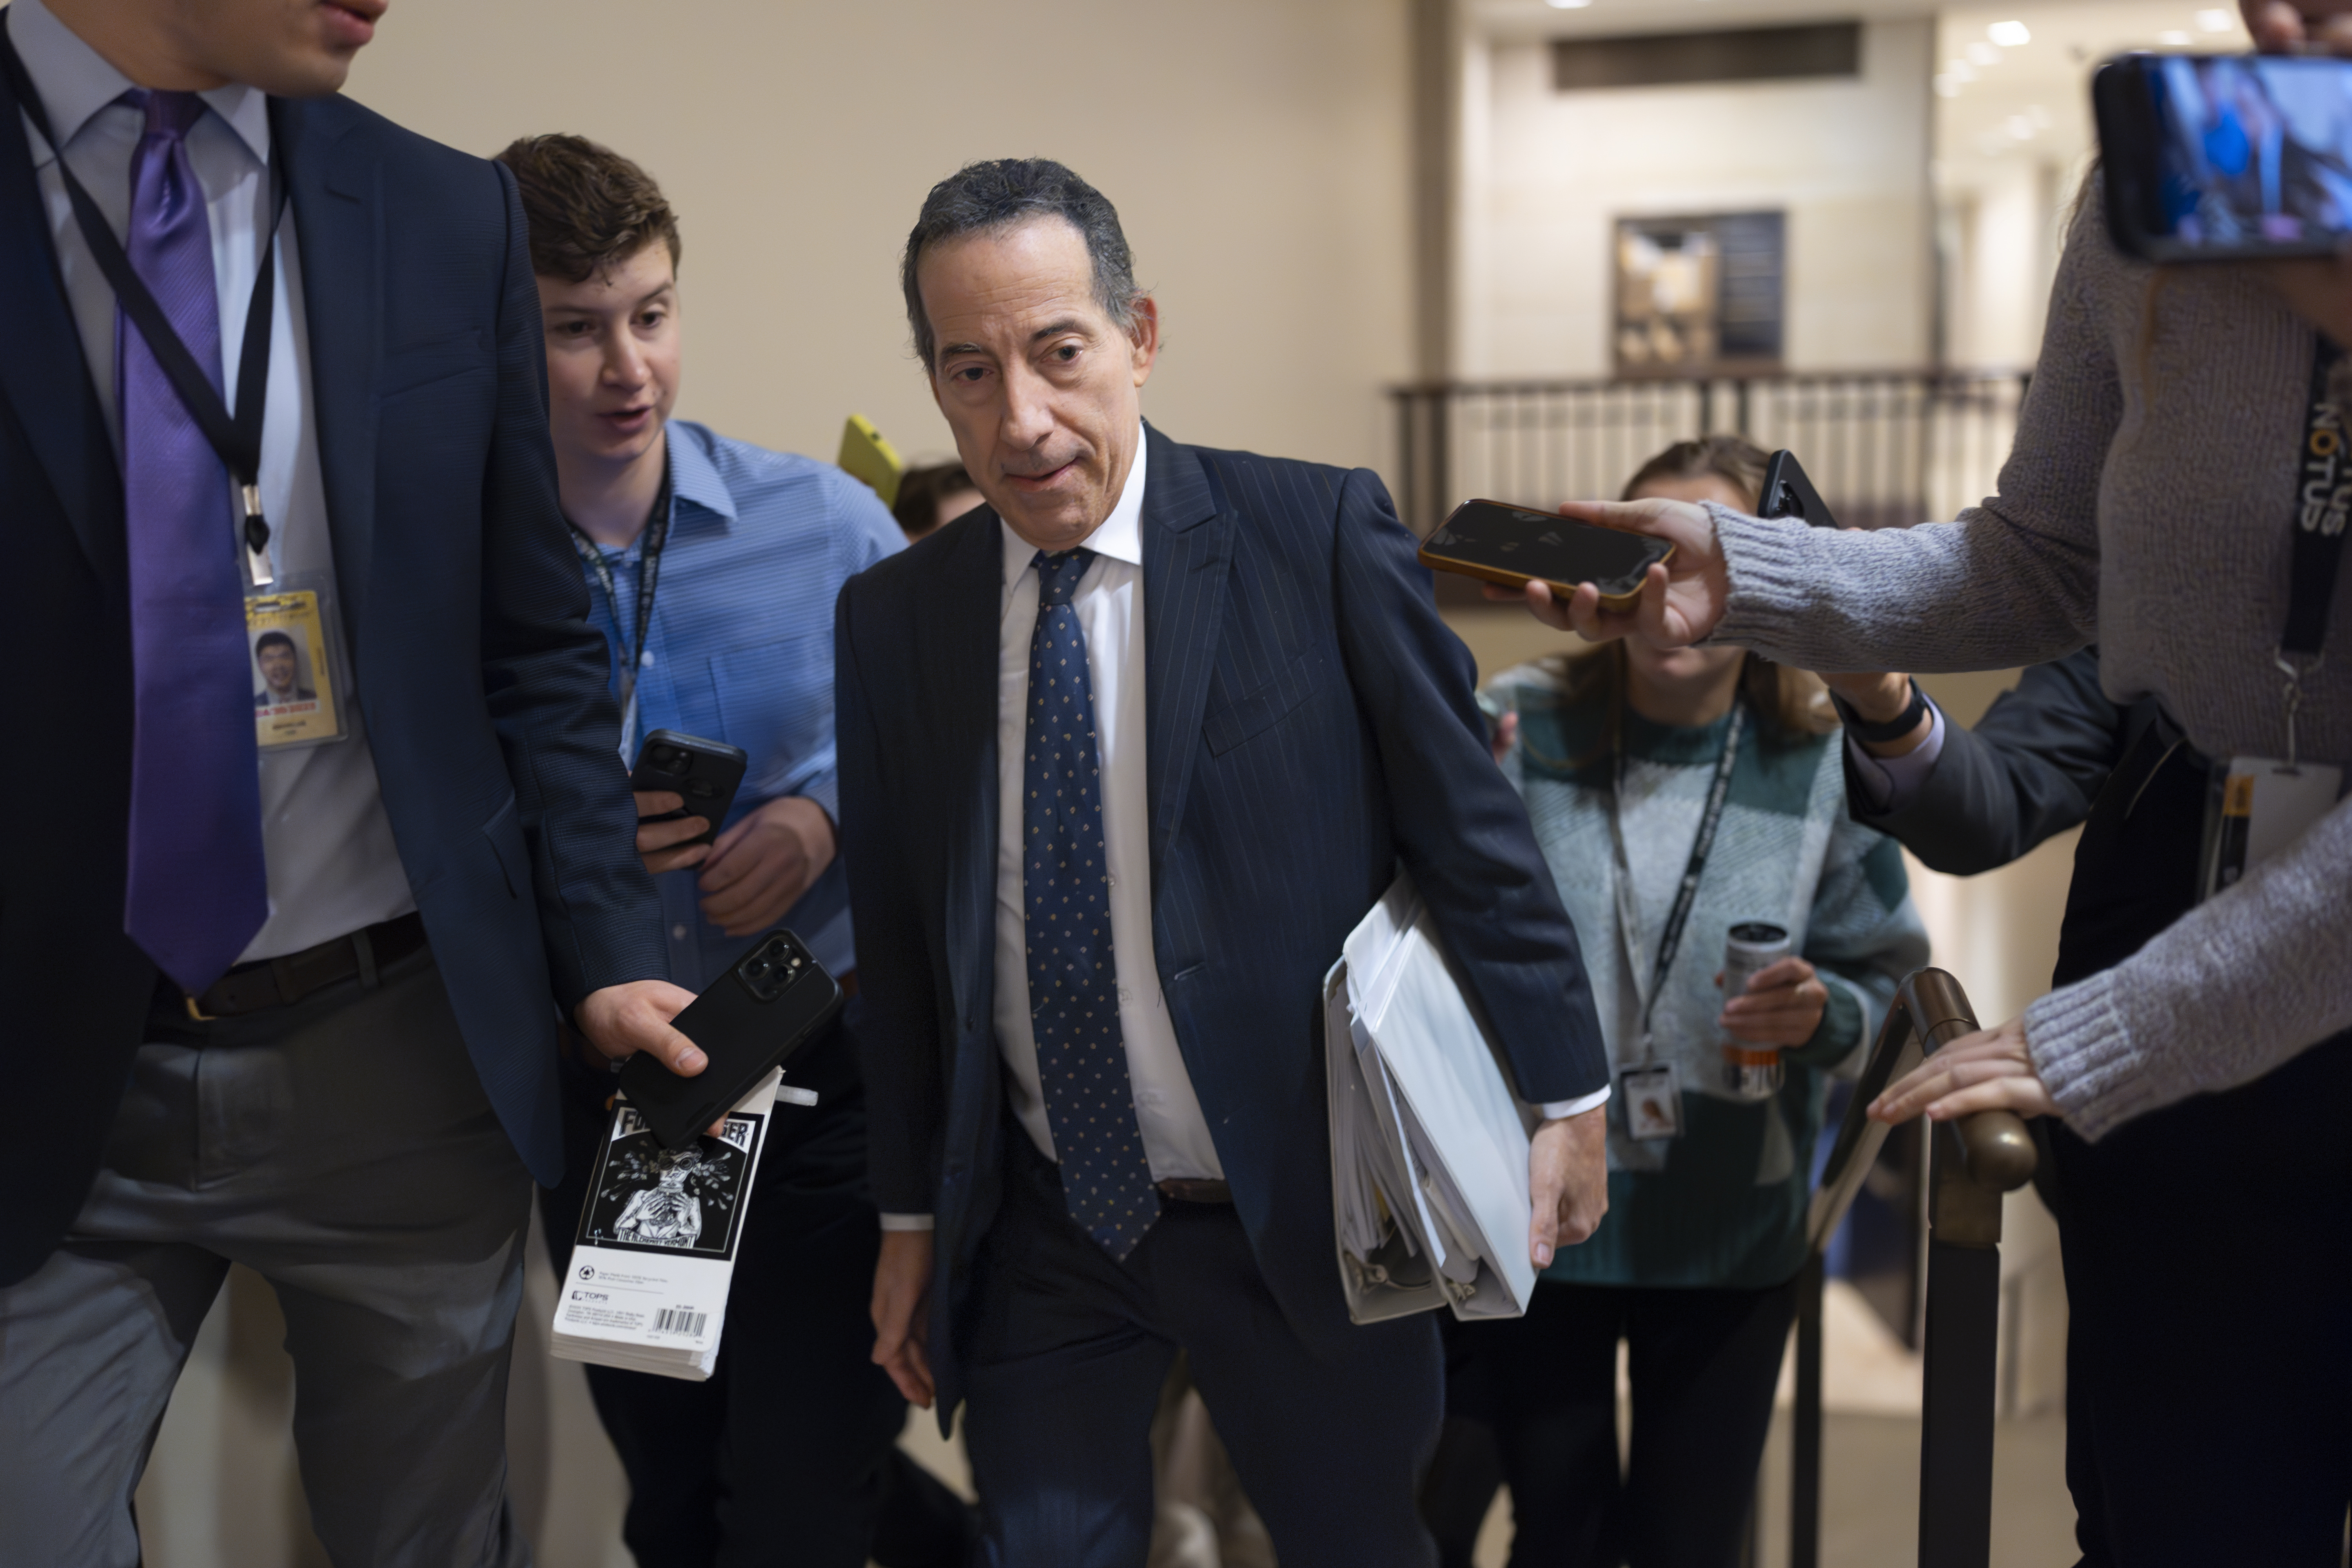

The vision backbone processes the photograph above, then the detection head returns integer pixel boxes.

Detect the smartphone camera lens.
[650,746,689,775]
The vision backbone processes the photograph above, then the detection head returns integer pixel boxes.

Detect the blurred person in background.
[1499,4,2352,1551]
[497,134,971,1568]
[1424,437,1926,1568]
[893,459,984,542]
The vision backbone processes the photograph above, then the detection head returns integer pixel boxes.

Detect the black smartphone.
[618,929,844,1151]
[1759,450,1841,530]
[1418,499,1675,611]
[2096,50,2352,261]
[630,729,748,851]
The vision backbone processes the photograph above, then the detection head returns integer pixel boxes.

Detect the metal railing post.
[1791,1250,1825,1568]
[1789,969,2036,1568]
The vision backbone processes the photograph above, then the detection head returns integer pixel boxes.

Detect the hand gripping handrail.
[1784,968,2037,1568]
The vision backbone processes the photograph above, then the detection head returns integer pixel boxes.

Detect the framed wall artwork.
[1612,210,1786,377]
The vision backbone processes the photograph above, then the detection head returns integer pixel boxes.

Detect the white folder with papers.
[1325,873,1538,1325]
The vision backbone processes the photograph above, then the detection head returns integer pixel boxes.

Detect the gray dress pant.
[0,946,534,1568]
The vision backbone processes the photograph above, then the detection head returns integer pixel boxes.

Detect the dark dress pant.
[539,1004,973,1568]
[2044,741,2352,1568]
[959,1130,1442,1568]
[0,948,532,1568]
[1428,1279,1795,1568]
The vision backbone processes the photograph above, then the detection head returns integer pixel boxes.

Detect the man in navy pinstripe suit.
[836,159,1612,1566]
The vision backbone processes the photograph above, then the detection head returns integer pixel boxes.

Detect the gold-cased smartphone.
[1418,499,1674,612]
[836,414,904,508]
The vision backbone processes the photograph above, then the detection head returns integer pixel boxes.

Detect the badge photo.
[246,588,345,749]
[1619,1062,1684,1141]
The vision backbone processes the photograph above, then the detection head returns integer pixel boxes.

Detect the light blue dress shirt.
[581,420,902,985]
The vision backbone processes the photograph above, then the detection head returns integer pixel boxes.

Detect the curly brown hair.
[494,134,681,285]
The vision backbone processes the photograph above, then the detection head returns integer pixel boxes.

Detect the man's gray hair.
[901,158,1142,371]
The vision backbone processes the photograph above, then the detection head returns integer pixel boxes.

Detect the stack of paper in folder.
[550,1069,783,1380]
[1325,875,1537,1325]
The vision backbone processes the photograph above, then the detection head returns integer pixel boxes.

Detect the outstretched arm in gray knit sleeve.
[2025,797,2352,1139]
[1701,201,2118,673]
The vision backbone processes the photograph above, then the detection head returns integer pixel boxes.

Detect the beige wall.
[345,0,1416,479]
[1455,18,1936,378]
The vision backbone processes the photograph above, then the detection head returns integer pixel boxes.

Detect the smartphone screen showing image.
[2103,51,2352,259]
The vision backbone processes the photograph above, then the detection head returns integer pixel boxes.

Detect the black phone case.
[617,930,844,1151]
[630,729,749,850]
[1760,450,1840,530]
[2094,58,2167,263]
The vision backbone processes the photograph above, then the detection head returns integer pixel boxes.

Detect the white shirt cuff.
[877,1212,935,1231]
[1540,1086,1611,1120]
[1844,700,1946,813]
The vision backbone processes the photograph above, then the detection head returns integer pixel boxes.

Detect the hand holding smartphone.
[631,730,748,857]
[1418,499,1676,610]
[618,929,844,1151]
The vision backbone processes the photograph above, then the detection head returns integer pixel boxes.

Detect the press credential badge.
[247,583,346,750]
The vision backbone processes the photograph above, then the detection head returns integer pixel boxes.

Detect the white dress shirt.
[985,432,1228,1183]
[15,0,415,962]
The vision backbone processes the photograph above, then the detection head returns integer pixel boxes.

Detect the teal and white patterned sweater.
[1489,659,1930,1291]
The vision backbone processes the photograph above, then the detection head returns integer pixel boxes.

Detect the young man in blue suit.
[837,159,1613,1567]
[0,3,704,1562]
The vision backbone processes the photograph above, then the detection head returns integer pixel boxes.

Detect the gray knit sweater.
[1705,188,2352,1142]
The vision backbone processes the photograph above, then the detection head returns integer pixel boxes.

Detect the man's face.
[258,640,296,693]
[920,218,1158,553]
[172,0,385,95]
[538,243,682,478]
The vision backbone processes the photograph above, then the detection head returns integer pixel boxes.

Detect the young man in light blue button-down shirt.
[497,134,972,1568]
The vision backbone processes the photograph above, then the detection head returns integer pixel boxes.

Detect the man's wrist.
[1540,1086,1610,1120]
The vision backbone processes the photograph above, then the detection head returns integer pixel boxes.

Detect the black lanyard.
[2,27,286,586]
[568,463,673,714]
[2278,336,2349,764]
[1603,679,1746,1052]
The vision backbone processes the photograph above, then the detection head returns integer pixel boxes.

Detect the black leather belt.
[172,910,429,1021]
[1156,1177,1233,1205]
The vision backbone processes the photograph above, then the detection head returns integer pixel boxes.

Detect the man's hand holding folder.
[1327,875,1608,1324]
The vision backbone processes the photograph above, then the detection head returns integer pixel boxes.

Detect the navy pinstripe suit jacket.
[0,74,663,1284]
[836,425,1606,1406]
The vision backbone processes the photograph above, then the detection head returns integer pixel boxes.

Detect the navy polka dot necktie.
[1024,548,1160,1259]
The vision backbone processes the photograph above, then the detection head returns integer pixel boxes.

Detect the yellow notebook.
[837,414,903,508]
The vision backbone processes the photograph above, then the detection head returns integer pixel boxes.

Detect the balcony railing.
[1388,369,2033,536]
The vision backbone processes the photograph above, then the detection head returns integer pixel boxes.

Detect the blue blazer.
[835,426,1607,1414]
[0,70,663,1284]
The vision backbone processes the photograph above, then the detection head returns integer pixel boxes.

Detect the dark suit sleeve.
[835,573,945,1213]
[474,160,662,1006]
[1330,468,1608,1104]
[1849,649,2124,875]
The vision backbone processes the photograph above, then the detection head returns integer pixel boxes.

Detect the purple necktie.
[119,89,268,993]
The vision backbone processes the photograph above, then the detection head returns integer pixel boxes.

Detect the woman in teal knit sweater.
[1423,437,1929,1568]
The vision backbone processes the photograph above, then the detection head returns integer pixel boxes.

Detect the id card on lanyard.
[1603,685,1746,1152]
[2200,337,2350,900]
[0,38,350,753]
[570,463,674,762]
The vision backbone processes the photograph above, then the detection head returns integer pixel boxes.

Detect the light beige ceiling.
[1937,2,2252,183]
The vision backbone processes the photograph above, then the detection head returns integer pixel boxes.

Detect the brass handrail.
[1806,968,2034,1256]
